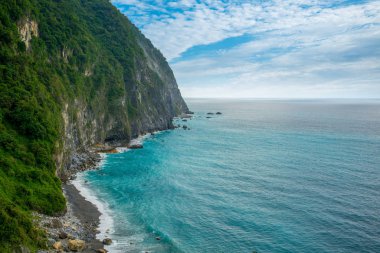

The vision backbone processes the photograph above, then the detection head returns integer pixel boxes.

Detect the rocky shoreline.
[35,149,108,253]
[36,115,195,253]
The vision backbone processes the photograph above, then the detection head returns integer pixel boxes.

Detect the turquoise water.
[84,99,380,253]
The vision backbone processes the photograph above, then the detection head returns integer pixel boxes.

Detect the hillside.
[0,0,188,251]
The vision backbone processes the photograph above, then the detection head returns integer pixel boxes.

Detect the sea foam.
[71,172,115,249]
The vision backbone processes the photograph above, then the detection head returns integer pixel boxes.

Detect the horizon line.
[183,97,380,100]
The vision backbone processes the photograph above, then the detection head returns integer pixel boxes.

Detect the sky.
[112,0,380,98]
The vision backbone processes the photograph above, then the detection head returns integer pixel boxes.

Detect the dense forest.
[0,0,187,251]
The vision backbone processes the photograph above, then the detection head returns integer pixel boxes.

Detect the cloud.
[112,0,380,98]
[113,1,380,59]
[172,18,380,97]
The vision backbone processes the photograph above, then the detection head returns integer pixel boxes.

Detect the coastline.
[44,123,188,253]
[56,133,154,252]
[70,171,115,252]
[63,184,105,252]
[36,151,108,253]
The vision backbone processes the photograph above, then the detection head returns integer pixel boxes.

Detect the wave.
[71,133,160,252]
[71,172,115,251]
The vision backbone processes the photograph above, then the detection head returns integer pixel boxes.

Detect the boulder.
[46,238,55,247]
[207,112,214,115]
[155,236,161,241]
[182,119,187,122]
[102,238,112,245]
[96,249,108,253]
[51,218,62,228]
[182,125,188,130]
[128,144,143,149]
[68,239,86,252]
[216,112,222,115]
[52,241,63,250]
[67,233,75,239]
[58,231,68,239]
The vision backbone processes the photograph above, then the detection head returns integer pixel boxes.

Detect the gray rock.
[51,219,63,229]
[47,238,55,247]
[102,238,112,245]
[128,144,143,149]
[59,231,68,239]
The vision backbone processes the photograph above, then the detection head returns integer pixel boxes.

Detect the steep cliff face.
[39,0,189,175]
[0,0,188,251]
[52,0,189,177]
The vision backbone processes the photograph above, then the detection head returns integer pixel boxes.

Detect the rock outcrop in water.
[0,0,188,251]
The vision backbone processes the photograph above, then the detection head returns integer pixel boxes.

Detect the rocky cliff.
[0,0,188,251]
[52,1,189,177]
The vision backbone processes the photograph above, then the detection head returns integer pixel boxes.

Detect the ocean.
[75,99,380,253]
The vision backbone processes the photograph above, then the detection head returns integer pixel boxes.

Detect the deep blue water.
[84,99,380,253]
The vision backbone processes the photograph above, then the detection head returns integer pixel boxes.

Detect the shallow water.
[83,99,380,253]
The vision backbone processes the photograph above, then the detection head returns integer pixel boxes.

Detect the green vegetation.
[0,0,181,251]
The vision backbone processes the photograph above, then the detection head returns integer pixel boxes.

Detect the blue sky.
[112,0,380,98]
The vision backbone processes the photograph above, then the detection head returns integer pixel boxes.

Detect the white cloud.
[114,1,380,60]
[113,0,380,98]
[172,18,380,98]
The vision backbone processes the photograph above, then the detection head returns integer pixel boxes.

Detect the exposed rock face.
[54,8,189,178]
[17,18,38,50]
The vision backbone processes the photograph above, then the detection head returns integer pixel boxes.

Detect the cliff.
[0,0,188,251]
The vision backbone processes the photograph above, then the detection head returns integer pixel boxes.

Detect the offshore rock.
[102,238,112,245]
[129,144,143,149]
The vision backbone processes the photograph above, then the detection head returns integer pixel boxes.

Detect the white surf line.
[71,171,115,247]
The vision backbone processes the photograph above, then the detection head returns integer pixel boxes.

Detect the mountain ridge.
[0,0,188,251]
